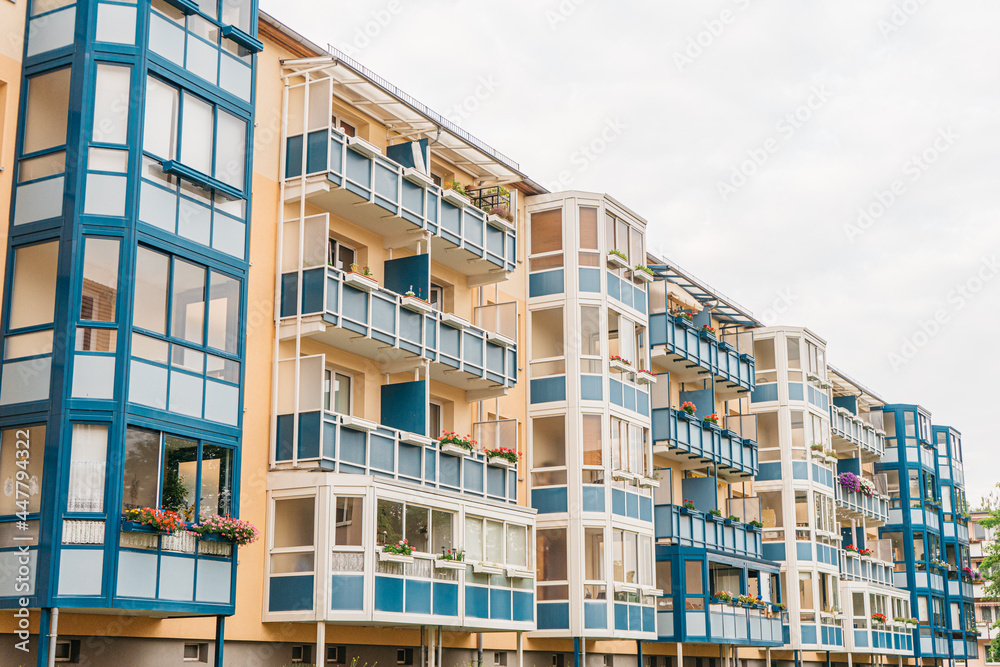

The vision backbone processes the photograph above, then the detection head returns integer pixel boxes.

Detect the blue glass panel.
[615,603,629,630]
[486,465,505,497]
[405,579,432,614]
[531,487,567,514]
[579,268,601,292]
[490,588,511,620]
[464,332,483,367]
[581,375,602,400]
[582,486,605,512]
[375,576,403,612]
[788,382,804,401]
[268,575,313,611]
[466,585,489,618]
[609,379,623,407]
[346,149,372,189]
[440,454,460,487]
[339,427,367,466]
[530,377,566,403]
[513,591,533,622]
[342,285,369,323]
[464,459,484,493]
[612,488,626,516]
[537,602,569,629]
[585,601,607,629]
[433,582,459,616]
[330,575,364,610]
[399,444,422,479]
[751,383,778,403]
[528,269,564,297]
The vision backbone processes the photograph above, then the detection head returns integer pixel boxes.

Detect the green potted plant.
[345,263,378,291]
[607,248,629,269]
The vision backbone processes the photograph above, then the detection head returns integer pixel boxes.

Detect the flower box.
[434,558,467,571]
[723,518,737,526]
[441,442,473,457]
[487,213,515,233]
[679,506,697,516]
[440,312,470,329]
[702,421,721,432]
[673,314,694,326]
[341,415,379,432]
[610,359,632,373]
[640,586,663,597]
[612,469,637,482]
[613,582,639,593]
[402,167,435,188]
[121,520,161,534]
[633,268,654,284]
[699,329,717,340]
[636,370,656,385]
[747,524,762,533]
[344,271,379,292]
[706,513,723,523]
[678,410,698,422]
[488,456,514,469]
[472,561,505,575]
[442,189,471,208]
[607,252,629,270]
[639,478,660,489]
[378,550,414,565]
[347,135,381,157]
[399,431,435,447]
[506,567,534,579]
[486,331,516,348]
[401,295,434,314]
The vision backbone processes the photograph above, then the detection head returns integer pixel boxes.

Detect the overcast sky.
[261,0,1000,503]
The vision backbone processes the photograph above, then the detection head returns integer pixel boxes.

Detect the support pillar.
[517,631,523,667]
[316,621,326,667]
[766,648,772,667]
[677,642,683,667]
[421,627,426,667]
[214,616,225,667]
[574,638,581,667]
[437,626,442,667]
[428,625,436,667]
[637,641,643,667]
[37,609,51,667]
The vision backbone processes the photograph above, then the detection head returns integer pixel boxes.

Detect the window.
[494,652,508,667]
[290,645,313,664]
[428,402,443,439]
[582,414,603,470]
[530,307,564,376]
[14,68,72,225]
[787,337,801,369]
[579,305,601,373]
[121,427,233,520]
[759,491,783,540]
[0,426,46,525]
[324,369,352,415]
[584,527,605,587]
[579,206,599,266]
[271,497,315,577]
[429,284,444,312]
[685,560,704,610]
[377,499,453,554]
[67,425,108,513]
[183,643,207,662]
[536,528,568,599]
[465,516,528,566]
[80,238,120,323]
[610,417,648,478]
[397,649,413,665]
[54,639,80,663]
[529,208,563,271]
[327,646,347,664]
[85,65,132,218]
[328,238,356,272]
[531,416,566,487]
[754,338,775,371]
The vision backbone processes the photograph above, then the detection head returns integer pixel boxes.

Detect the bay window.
[376,499,454,554]
[271,496,315,576]
[465,516,529,567]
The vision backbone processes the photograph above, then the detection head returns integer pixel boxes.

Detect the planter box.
[440,442,473,457]
[442,189,471,208]
[347,135,381,157]
[487,456,515,469]
[679,506,697,515]
[486,331,516,348]
[121,521,160,534]
[632,269,654,284]
[440,312,470,329]
[640,587,663,597]
[609,359,632,373]
[636,370,656,385]
[378,550,414,565]
[341,415,379,432]
[399,432,435,447]
[506,567,534,579]
[638,478,660,488]
[472,561,505,575]
[613,582,639,594]
[607,253,629,270]
[402,167,435,188]
[673,314,694,326]
[724,519,736,526]
[486,213,515,232]
[344,272,379,292]
[678,410,698,421]
[401,295,434,314]
[747,525,762,533]
[699,330,717,341]
[612,469,637,482]
[702,421,721,431]
[706,513,723,522]
[434,559,467,571]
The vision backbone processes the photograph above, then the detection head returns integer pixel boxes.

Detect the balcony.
[838,541,896,586]
[279,267,517,399]
[648,314,754,399]
[651,406,758,481]
[265,474,534,630]
[657,602,785,646]
[284,129,515,285]
[654,504,763,560]
[830,406,885,458]
[849,622,914,654]
[834,480,889,525]
[942,517,970,543]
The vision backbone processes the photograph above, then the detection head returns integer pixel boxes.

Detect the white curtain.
[67,425,107,513]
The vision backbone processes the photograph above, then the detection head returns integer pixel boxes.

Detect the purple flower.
[837,472,861,493]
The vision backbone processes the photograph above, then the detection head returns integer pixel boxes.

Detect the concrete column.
[517,631,523,667]
[316,621,326,667]
[428,625,436,667]
[676,642,683,667]
[213,615,224,667]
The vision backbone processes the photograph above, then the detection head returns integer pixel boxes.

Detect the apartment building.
[0,2,983,667]
[969,511,996,667]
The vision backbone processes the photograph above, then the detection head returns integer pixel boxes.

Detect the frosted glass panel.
[26,8,76,57]
[9,242,58,329]
[212,214,245,259]
[149,13,184,65]
[67,424,108,512]
[71,355,116,399]
[215,110,246,188]
[13,177,64,225]
[133,248,169,334]
[95,4,136,45]
[220,54,251,101]
[139,181,177,232]
[128,360,167,409]
[0,358,52,404]
[180,94,213,174]
[168,370,203,417]
[3,330,53,360]
[186,35,218,84]
[23,68,71,154]
[204,380,238,425]
[92,65,131,144]
[143,76,179,159]
[84,173,127,217]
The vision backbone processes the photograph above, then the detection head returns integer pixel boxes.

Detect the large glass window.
[8,241,59,331]
[537,528,567,584]
[67,424,108,513]
[579,206,599,266]
[23,68,71,155]
[531,416,565,486]
[529,208,562,271]
[530,307,564,376]
[580,305,601,373]
[80,238,120,323]
[0,425,46,516]
[334,497,363,547]
[376,499,452,555]
[271,496,315,575]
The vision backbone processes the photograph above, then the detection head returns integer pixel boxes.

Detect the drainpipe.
[421,626,425,667]
[478,631,483,667]
[428,625,436,667]
[637,641,643,667]
[47,608,59,667]
[676,642,683,667]
[214,615,224,667]
[794,650,800,667]
[765,647,771,667]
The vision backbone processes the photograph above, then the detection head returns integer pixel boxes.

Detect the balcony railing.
[657,603,785,646]
[284,129,515,283]
[651,407,758,481]
[654,504,763,559]
[839,549,895,586]
[850,623,914,653]
[830,406,885,457]
[834,482,889,524]
[648,314,754,397]
[473,418,518,453]
[280,267,517,396]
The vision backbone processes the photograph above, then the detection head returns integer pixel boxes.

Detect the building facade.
[0,4,984,667]
[969,511,997,667]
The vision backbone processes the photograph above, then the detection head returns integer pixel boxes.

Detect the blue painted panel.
[796,541,813,561]
[464,459,484,493]
[306,130,328,174]
[286,135,304,178]
[340,427,366,466]
[537,602,569,629]
[762,543,786,561]
[269,575,313,612]
[513,591,533,621]
[623,385,636,412]
[642,605,655,632]
[679,387,714,422]
[637,391,649,417]
[579,268,601,292]
[486,465,505,498]
[405,579,432,614]
[609,378,623,407]
[490,588,512,620]
[788,382,804,401]
[330,575,364,610]
[276,414,294,461]
[792,461,808,479]
[530,377,566,403]
[440,454,460,488]
[370,434,395,472]
[380,380,426,435]
[583,486,605,512]
[639,496,652,522]
[585,601,607,629]
[751,383,778,403]
[342,284,369,323]
[681,476,717,513]
[466,585,489,618]
[375,576,404,612]
[581,375,602,400]
[529,269,564,297]
[298,411,321,459]
[386,139,428,171]
[399,443,422,479]
[628,604,641,630]
[607,273,620,301]
[433,582,459,616]
[280,273,298,317]
[758,462,781,480]
[615,603,629,630]
[612,488,626,516]
[626,492,639,519]
[801,623,817,645]
[302,268,325,314]
[532,487,568,514]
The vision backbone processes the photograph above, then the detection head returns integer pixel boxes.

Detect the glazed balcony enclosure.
[274,354,519,505]
[651,378,758,481]
[282,78,515,287]
[830,405,885,458]
[265,472,535,630]
[649,312,755,399]
[834,482,890,525]
[839,540,896,587]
